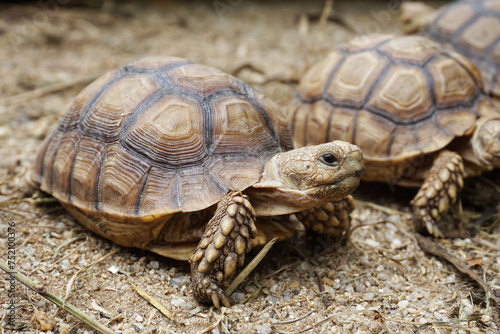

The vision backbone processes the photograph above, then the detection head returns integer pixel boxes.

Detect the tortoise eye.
[321,153,338,166]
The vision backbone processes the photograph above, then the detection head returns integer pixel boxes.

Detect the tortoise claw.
[211,291,220,309]
[211,290,230,309]
[425,219,443,238]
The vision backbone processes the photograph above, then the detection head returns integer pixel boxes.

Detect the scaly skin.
[411,150,464,237]
[296,195,355,238]
[189,192,256,308]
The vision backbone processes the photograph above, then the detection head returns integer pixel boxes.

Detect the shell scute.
[458,16,500,54]
[327,51,388,107]
[378,35,439,65]
[121,94,207,166]
[100,145,151,217]
[302,100,332,145]
[299,51,343,100]
[433,4,475,38]
[414,119,454,155]
[428,56,479,107]
[327,107,357,144]
[70,137,106,208]
[162,63,247,97]
[80,75,160,142]
[389,125,421,159]
[355,110,396,159]
[366,65,432,121]
[434,108,476,136]
[58,70,119,131]
[50,130,80,202]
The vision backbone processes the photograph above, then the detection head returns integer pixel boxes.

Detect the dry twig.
[225,237,277,297]
[2,74,99,106]
[0,259,115,334]
[129,282,174,321]
[415,234,499,310]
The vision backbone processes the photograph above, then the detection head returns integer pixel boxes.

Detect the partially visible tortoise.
[31,56,364,307]
[289,34,500,237]
[401,0,500,96]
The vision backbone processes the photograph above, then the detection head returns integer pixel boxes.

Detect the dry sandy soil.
[0,0,499,333]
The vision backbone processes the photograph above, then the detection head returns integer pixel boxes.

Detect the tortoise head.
[274,141,364,199]
[472,117,500,168]
[400,2,436,34]
[248,141,364,216]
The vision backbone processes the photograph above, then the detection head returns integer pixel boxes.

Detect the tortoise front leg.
[189,191,256,308]
[411,150,464,237]
[295,195,355,238]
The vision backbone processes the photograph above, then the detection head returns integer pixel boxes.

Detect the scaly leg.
[410,150,464,237]
[189,191,256,308]
[295,195,355,237]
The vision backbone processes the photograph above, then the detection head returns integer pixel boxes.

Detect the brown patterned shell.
[409,0,500,96]
[33,56,293,221]
[290,35,500,164]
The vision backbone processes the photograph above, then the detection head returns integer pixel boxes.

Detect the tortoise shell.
[290,35,499,166]
[403,0,500,96]
[33,56,293,222]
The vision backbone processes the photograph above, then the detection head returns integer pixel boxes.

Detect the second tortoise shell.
[290,35,499,163]
[33,56,293,221]
[403,0,500,96]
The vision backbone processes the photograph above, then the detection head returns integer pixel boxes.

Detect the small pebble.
[254,323,272,334]
[296,261,310,271]
[364,292,375,300]
[108,265,119,274]
[398,300,409,309]
[169,275,190,287]
[289,278,300,289]
[266,295,278,304]
[391,238,402,248]
[232,292,245,303]
[171,297,193,310]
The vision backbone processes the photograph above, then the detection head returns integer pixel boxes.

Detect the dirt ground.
[0,0,499,333]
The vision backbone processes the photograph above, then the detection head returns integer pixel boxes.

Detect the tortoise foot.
[411,150,464,237]
[189,191,256,307]
[191,271,230,308]
[296,195,355,237]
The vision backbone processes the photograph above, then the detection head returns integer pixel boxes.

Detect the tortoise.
[31,56,364,307]
[288,34,500,237]
[401,0,500,97]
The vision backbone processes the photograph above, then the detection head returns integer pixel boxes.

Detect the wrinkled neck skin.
[244,156,319,217]
[246,149,362,217]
